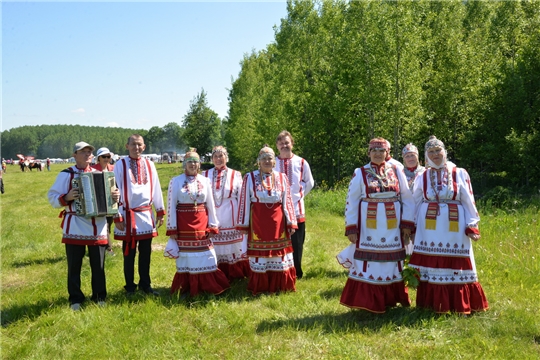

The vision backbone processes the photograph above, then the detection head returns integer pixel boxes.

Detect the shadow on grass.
[255,306,437,334]
[0,300,62,327]
[304,268,347,280]
[11,255,64,268]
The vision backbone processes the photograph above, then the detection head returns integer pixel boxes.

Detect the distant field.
[1,163,539,359]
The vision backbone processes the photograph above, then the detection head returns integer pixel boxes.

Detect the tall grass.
[1,164,539,359]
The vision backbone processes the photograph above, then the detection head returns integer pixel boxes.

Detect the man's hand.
[115,221,125,232]
[156,215,164,228]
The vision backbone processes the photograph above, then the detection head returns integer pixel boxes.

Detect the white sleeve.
[344,168,364,229]
[301,159,315,196]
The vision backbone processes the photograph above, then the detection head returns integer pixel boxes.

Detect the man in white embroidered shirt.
[274,130,314,279]
[113,134,165,296]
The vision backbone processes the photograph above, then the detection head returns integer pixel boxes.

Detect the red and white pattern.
[338,161,415,313]
[48,165,109,245]
[164,173,229,296]
[113,156,165,242]
[409,163,488,314]
[236,170,298,295]
[275,154,314,221]
[203,167,250,280]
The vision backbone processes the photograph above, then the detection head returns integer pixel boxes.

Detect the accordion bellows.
[72,172,118,217]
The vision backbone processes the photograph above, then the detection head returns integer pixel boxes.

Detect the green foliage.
[182,89,222,157]
[1,125,146,159]
[225,0,540,195]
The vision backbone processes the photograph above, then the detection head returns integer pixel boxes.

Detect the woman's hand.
[347,233,358,244]
[401,228,412,244]
[468,233,481,241]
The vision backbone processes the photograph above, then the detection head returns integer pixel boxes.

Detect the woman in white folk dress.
[164,149,229,297]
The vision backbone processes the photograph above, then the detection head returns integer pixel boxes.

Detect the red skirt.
[410,253,489,314]
[340,279,410,313]
[247,267,296,296]
[415,282,488,314]
[170,270,230,297]
[218,260,252,281]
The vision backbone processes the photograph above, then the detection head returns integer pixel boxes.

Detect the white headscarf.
[424,136,447,169]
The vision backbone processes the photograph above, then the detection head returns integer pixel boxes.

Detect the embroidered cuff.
[166,229,177,236]
[156,209,166,217]
[400,220,416,231]
[114,215,124,223]
[235,225,249,231]
[288,224,298,230]
[465,226,480,236]
[59,194,72,206]
[345,225,358,236]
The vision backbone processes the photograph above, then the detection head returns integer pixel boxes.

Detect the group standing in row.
[49,131,314,309]
[337,136,488,315]
[48,132,487,316]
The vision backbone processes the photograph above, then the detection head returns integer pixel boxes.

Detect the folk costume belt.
[424,200,461,232]
[124,205,152,256]
[361,197,398,230]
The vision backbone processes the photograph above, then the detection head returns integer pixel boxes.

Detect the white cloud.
[106,122,121,128]
[72,108,86,113]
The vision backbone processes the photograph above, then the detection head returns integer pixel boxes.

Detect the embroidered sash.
[424,200,461,232]
[362,197,398,230]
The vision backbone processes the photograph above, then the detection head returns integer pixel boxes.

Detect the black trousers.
[291,222,306,279]
[122,239,153,292]
[65,244,107,304]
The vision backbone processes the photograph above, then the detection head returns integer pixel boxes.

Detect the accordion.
[72,172,118,217]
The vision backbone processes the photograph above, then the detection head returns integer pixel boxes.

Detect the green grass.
[1,163,539,359]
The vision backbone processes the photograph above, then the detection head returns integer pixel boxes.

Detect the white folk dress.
[164,173,229,296]
[203,167,250,280]
[403,164,426,255]
[236,170,298,295]
[337,162,415,313]
[409,163,488,314]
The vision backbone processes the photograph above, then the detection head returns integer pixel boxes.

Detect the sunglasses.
[100,155,111,159]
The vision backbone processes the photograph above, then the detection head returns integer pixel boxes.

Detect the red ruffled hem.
[170,271,230,297]
[218,260,252,281]
[340,279,410,313]
[247,268,296,295]
[410,253,472,270]
[416,282,489,314]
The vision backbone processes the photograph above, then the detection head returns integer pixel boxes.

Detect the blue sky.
[2,0,288,131]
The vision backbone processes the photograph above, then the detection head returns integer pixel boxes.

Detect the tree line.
[225,0,539,195]
[1,90,222,160]
[2,0,539,197]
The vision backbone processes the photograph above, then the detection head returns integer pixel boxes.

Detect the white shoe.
[70,303,81,311]
[98,301,106,307]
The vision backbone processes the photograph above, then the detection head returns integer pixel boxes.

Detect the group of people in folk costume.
[48,131,487,316]
[338,136,488,315]
[48,131,315,309]
[164,130,314,297]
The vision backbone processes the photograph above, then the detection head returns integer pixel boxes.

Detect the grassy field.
[1,163,539,359]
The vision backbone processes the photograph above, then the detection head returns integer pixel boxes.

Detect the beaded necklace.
[429,167,450,205]
[366,163,391,192]
[259,171,275,195]
[212,167,227,208]
[184,175,202,208]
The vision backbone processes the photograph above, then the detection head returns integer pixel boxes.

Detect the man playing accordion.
[48,141,120,311]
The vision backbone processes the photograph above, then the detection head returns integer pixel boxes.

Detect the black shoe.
[142,287,159,296]
[126,291,136,297]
